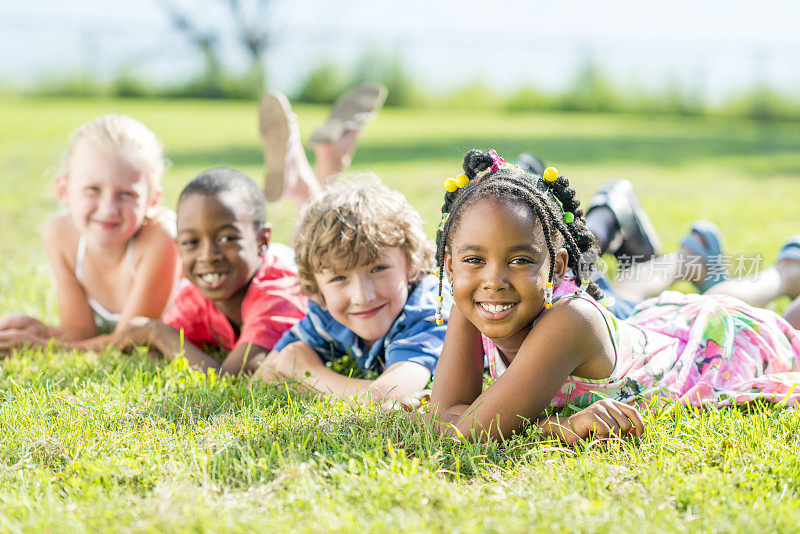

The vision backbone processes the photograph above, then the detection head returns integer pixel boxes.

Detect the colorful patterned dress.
[482,279,800,410]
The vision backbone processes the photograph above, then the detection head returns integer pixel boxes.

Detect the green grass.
[2,96,800,532]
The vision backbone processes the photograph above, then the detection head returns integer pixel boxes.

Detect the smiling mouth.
[93,220,121,229]
[350,303,388,318]
[196,272,229,289]
[479,302,517,314]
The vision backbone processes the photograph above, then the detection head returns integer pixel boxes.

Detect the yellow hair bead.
[455,174,469,188]
[543,167,559,182]
[544,302,552,310]
[436,295,443,302]
[436,318,444,326]
[444,178,458,192]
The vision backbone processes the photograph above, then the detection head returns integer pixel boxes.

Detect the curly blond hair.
[294,176,434,300]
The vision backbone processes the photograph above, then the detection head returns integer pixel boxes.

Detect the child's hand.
[0,329,49,352]
[395,389,432,412]
[0,313,49,337]
[113,317,162,350]
[549,399,645,445]
[540,399,644,445]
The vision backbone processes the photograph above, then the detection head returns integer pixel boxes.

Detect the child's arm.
[114,220,180,331]
[42,216,98,340]
[34,218,179,352]
[431,299,642,441]
[254,341,431,405]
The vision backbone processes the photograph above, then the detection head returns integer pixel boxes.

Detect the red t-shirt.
[164,252,307,352]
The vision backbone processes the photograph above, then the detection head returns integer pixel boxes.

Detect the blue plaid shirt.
[273,275,451,374]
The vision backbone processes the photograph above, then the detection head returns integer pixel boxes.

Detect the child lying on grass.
[114,168,307,375]
[0,115,179,352]
[253,179,450,407]
[426,149,800,444]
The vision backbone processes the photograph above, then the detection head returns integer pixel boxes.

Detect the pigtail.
[434,149,504,323]
[462,149,494,178]
[541,170,603,300]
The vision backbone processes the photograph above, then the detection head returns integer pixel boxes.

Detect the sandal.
[679,219,729,293]
[309,83,387,144]
[587,179,662,263]
[258,92,295,202]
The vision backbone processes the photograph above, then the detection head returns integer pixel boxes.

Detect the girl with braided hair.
[428,149,800,443]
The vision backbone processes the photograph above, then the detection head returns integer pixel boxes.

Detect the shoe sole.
[309,83,388,144]
[258,92,292,202]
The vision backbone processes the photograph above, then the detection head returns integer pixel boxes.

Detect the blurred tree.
[158,0,273,97]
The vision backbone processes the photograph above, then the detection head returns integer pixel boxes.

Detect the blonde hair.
[294,176,435,300]
[62,114,166,189]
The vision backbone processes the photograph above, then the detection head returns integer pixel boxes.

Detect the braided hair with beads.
[434,149,603,320]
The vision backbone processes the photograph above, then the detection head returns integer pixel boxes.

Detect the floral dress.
[483,279,800,410]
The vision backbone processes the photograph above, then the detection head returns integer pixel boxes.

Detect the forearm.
[145,323,222,372]
[288,359,374,398]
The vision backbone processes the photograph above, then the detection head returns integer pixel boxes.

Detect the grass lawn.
[1,96,800,532]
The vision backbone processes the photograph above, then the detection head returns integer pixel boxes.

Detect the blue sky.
[2,0,798,102]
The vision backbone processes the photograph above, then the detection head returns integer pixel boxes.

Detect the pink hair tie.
[487,149,505,173]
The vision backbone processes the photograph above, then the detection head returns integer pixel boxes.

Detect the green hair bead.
[563,211,575,224]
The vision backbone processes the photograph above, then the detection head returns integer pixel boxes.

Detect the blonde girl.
[0,115,179,351]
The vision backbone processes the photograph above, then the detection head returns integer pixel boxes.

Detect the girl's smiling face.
[445,197,567,349]
[57,140,159,248]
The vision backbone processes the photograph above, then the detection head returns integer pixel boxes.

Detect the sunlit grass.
[1,96,800,531]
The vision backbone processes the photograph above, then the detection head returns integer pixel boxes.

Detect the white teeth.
[480,303,514,313]
[200,273,222,283]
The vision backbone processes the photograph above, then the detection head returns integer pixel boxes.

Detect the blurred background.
[2,0,799,119]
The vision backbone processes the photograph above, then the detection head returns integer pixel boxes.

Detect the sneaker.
[587,179,662,264]
[513,152,546,176]
[679,220,729,293]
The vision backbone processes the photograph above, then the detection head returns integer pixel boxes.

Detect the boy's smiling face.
[177,191,270,320]
[314,246,410,349]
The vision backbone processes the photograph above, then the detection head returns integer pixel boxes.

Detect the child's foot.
[258,92,292,202]
[678,220,729,293]
[310,83,387,144]
[776,236,800,299]
[258,92,321,204]
[310,83,387,183]
[586,179,662,264]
